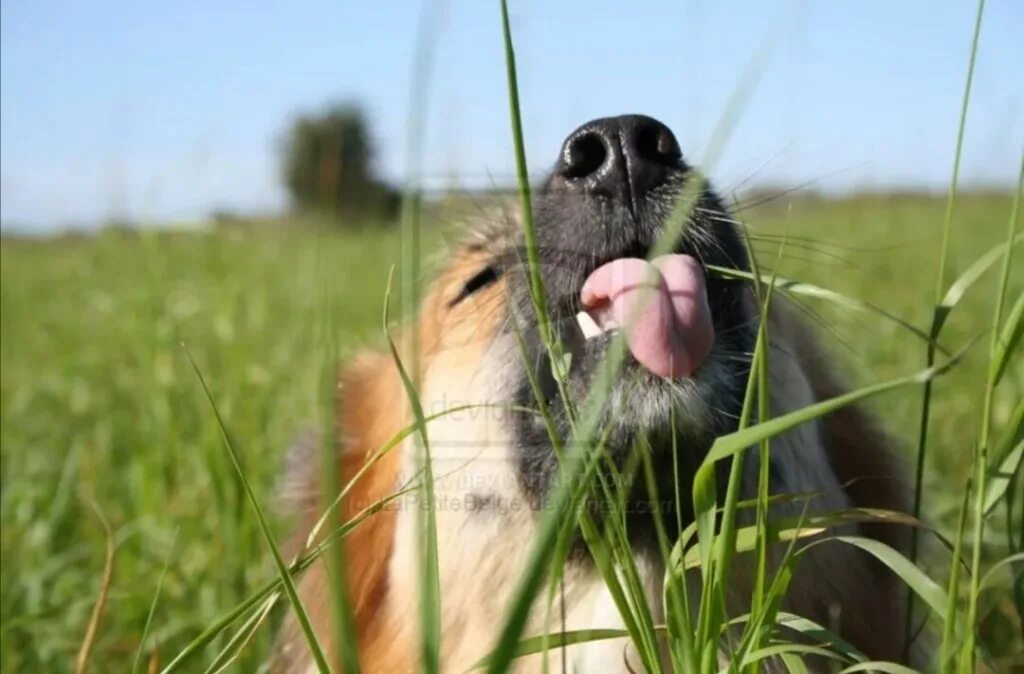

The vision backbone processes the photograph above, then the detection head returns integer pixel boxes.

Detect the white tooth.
[576,311,602,340]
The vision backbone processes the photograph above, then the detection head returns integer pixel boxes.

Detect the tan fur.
[275,237,912,672]
[276,245,511,673]
[273,350,411,673]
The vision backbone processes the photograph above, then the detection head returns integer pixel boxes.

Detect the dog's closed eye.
[449,265,500,306]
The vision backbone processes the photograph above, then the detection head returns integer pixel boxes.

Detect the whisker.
[731,166,860,212]
[720,144,796,196]
[752,247,860,271]
[745,231,901,254]
[780,295,860,358]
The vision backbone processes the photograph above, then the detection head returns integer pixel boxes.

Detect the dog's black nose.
[555,114,681,210]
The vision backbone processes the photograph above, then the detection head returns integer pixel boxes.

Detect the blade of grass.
[641,434,698,672]
[939,481,972,673]
[585,443,665,671]
[183,348,330,674]
[961,143,1023,673]
[907,0,986,657]
[547,369,664,666]
[801,536,949,621]
[319,409,358,673]
[778,653,809,674]
[694,294,765,661]
[935,234,1023,336]
[665,401,697,671]
[737,643,846,671]
[506,309,578,673]
[933,0,987,299]
[774,613,867,665]
[710,243,1024,354]
[978,552,1024,592]
[1007,452,1024,620]
[382,268,441,673]
[472,627,673,670]
[74,500,116,674]
[205,592,280,674]
[837,663,922,674]
[681,508,936,570]
[695,341,969,497]
[669,487,844,568]
[706,265,942,350]
[598,451,664,670]
[732,534,799,669]
[494,5,621,663]
[398,3,443,671]
[132,528,178,674]
[316,252,359,673]
[692,233,780,667]
[499,0,551,349]
[985,436,1023,517]
[490,0,665,666]
[990,290,1023,387]
[569,452,653,665]
[508,307,661,671]
[745,234,784,674]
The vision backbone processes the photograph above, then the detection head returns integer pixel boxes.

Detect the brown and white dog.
[274,115,912,673]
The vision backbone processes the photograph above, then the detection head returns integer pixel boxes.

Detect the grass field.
[1,192,1021,672]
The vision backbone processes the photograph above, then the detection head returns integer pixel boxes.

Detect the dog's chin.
[561,331,716,449]
[514,326,736,547]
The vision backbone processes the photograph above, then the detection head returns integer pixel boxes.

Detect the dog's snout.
[556,114,681,210]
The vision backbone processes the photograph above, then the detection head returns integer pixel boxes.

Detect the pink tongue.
[580,255,714,378]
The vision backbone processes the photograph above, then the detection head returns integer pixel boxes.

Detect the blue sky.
[1,1,1021,229]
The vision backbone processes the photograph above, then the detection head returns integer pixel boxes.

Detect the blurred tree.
[281,104,398,222]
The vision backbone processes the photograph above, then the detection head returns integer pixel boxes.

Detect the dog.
[273,115,913,673]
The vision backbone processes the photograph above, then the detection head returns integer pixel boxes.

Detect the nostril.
[634,122,681,167]
[552,115,681,204]
[562,132,607,180]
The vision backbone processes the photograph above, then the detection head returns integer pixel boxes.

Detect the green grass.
[0,224,412,671]
[1,191,1020,672]
[747,193,1021,475]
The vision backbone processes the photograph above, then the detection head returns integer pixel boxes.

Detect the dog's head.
[280,115,910,674]
[416,114,755,541]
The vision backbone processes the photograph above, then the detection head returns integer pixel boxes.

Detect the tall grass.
[397,3,444,672]
[0,2,1021,673]
[1,198,1018,674]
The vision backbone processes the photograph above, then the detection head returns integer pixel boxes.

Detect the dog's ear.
[769,300,909,546]
[772,300,913,660]
[276,351,412,673]
[788,321,908,548]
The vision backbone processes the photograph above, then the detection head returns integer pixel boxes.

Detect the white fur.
[385,333,675,672]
